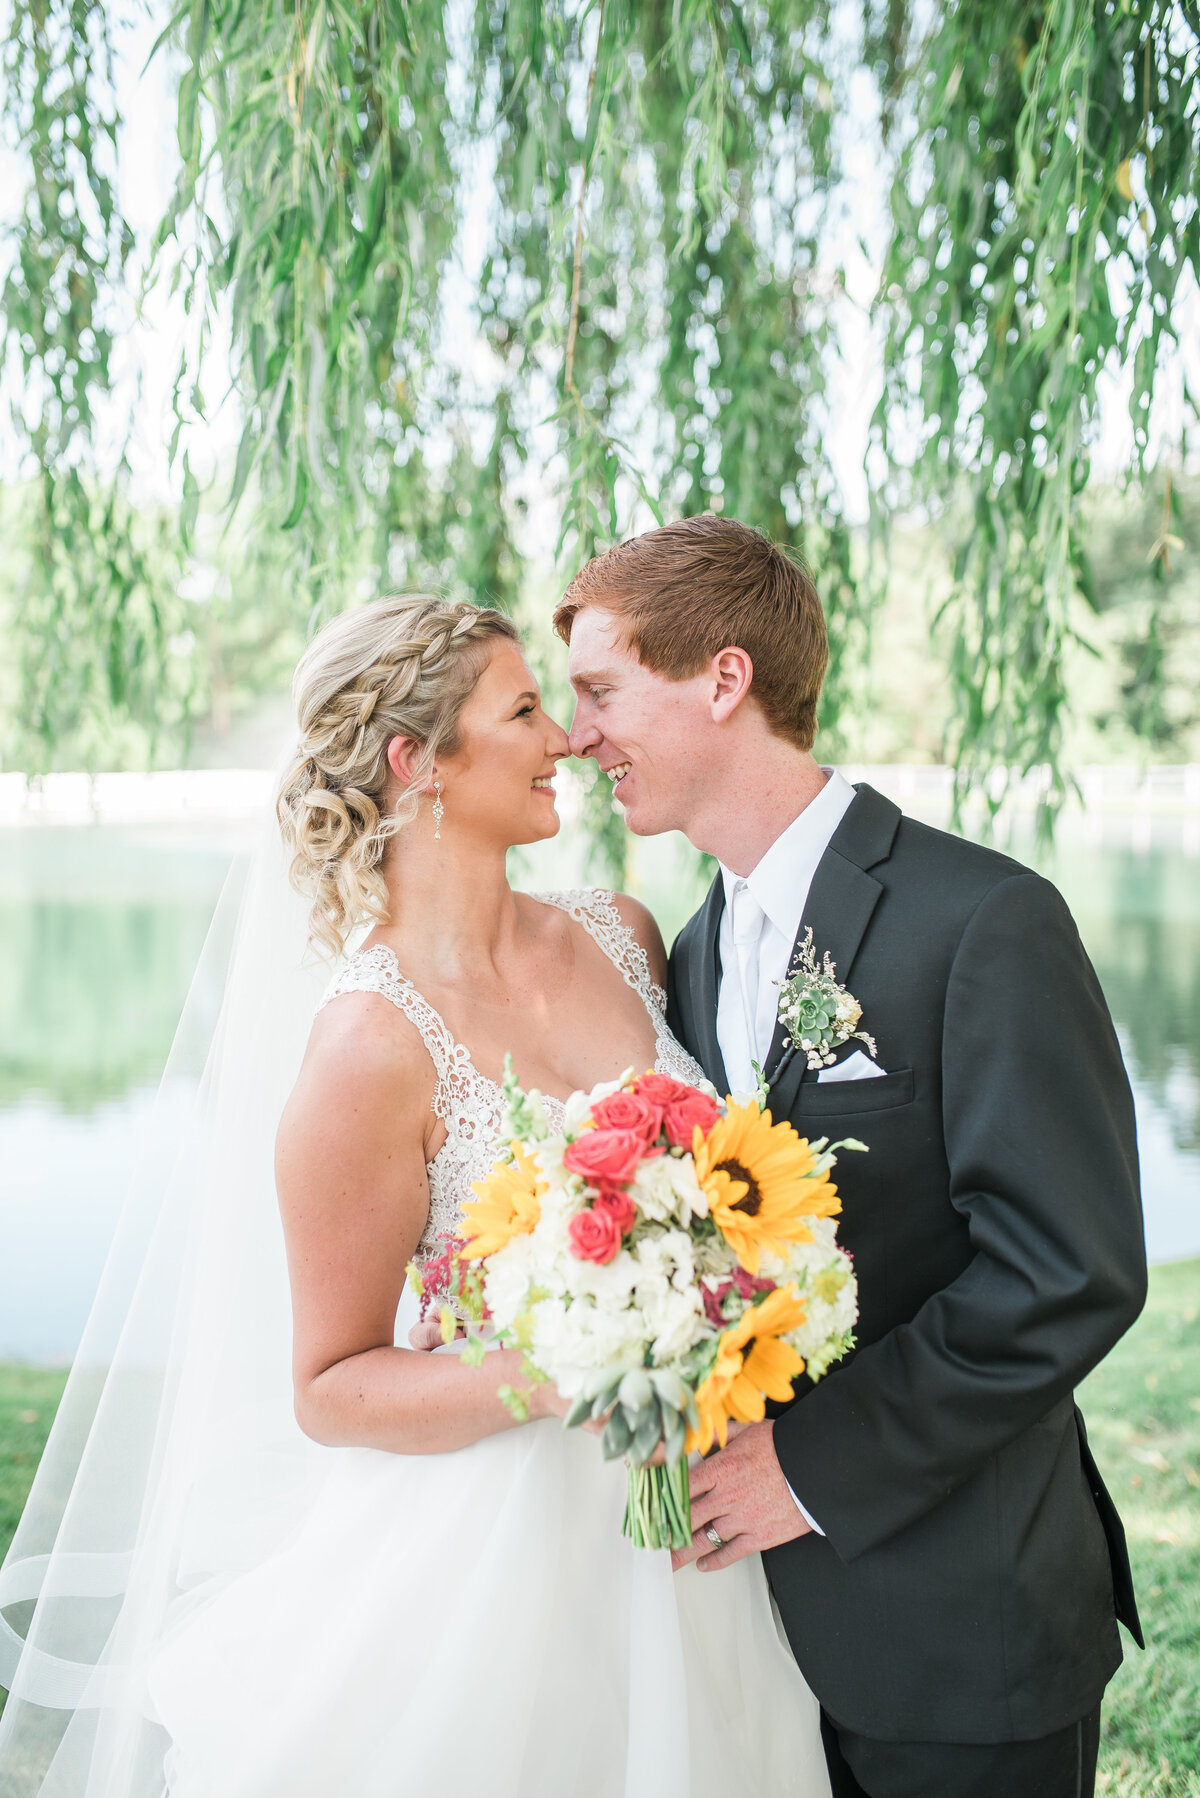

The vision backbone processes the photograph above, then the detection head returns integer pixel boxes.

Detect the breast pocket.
[793,1066,915,1119]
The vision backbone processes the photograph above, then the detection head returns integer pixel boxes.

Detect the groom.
[556,515,1147,1798]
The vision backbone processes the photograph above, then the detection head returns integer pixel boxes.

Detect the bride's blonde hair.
[277,594,519,955]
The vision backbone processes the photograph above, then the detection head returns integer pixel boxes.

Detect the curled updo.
[277,594,520,955]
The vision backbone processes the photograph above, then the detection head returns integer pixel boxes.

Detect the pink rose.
[563,1127,648,1188]
[633,1073,700,1111]
[589,1090,663,1147]
[662,1090,720,1149]
[592,1189,637,1236]
[568,1206,623,1264]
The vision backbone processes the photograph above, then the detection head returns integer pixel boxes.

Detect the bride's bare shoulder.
[282,975,438,1153]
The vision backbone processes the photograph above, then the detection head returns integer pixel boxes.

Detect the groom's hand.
[671,1420,811,1572]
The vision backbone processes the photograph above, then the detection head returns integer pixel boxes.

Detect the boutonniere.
[775,928,878,1073]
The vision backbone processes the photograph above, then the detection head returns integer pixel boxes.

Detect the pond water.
[1,794,1198,1363]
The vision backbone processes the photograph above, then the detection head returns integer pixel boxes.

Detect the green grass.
[0,1364,67,1558]
[1,1267,1198,1792]
[1080,1260,1200,1797]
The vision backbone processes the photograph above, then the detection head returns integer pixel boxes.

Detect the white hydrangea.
[629,1154,708,1227]
[634,1230,696,1293]
[640,1284,706,1365]
[531,1135,574,1186]
[563,1246,641,1307]
[482,1233,537,1332]
[532,1294,647,1396]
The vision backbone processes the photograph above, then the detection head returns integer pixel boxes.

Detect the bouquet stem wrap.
[623,1457,692,1551]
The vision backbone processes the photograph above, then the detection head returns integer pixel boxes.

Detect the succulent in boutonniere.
[776,928,878,1073]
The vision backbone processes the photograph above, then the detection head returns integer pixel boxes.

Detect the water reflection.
[0,827,242,1111]
[1043,846,1200,1157]
[1,814,1197,1362]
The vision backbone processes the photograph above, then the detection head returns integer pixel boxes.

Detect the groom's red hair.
[553,515,829,752]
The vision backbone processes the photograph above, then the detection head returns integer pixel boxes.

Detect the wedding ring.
[705,1525,724,1549]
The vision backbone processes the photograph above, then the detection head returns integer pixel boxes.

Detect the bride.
[0,596,829,1798]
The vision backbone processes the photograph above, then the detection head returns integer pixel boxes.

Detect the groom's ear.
[709,647,754,723]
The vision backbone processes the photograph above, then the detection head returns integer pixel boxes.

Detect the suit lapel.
[691,875,730,1097]
[766,784,900,1119]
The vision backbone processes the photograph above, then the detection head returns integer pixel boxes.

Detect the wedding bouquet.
[412,1063,859,1551]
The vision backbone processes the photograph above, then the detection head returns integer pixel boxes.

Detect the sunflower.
[460,1142,546,1259]
[687,1285,808,1455]
[692,1101,841,1273]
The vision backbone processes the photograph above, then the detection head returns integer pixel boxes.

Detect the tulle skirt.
[145,1396,830,1798]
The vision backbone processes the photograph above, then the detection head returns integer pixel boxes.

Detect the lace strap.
[316,944,463,1104]
[529,888,667,1014]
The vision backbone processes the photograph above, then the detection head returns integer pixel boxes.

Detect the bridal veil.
[0,799,384,1795]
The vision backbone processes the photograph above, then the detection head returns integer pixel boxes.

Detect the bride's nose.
[547,718,571,759]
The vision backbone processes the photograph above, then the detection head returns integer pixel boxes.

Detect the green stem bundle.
[623,1458,692,1552]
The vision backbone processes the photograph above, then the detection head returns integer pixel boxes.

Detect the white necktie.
[730,880,765,1080]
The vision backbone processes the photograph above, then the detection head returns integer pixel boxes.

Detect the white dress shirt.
[714,766,859,1537]
[716,768,857,1094]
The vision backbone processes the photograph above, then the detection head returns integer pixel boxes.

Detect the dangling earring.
[432,779,445,841]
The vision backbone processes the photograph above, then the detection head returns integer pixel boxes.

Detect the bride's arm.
[276,995,563,1455]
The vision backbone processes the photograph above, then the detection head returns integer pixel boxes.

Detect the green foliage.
[1079,1259,1200,1791]
[2,0,1199,832]
[874,1,1200,827]
[0,0,191,767]
[0,1364,68,1568]
[1085,474,1200,754]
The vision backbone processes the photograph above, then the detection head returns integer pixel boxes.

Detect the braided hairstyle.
[277,594,520,955]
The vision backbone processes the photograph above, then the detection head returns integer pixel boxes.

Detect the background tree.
[2,0,1198,858]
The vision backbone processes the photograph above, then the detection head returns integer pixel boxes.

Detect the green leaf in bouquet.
[617,1369,654,1413]
[661,1407,688,1466]
[630,1402,664,1468]
[564,1392,595,1430]
[601,1407,633,1459]
[649,1368,691,1414]
[461,1334,486,1368]
[590,1379,622,1421]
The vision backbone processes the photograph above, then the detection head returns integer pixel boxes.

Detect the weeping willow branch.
[1,0,1197,806]
[563,0,606,404]
[873,0,1200,829]
[0,0,190,770]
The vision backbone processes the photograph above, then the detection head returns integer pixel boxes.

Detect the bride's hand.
[408,1318,451,1352]
[530,1379,573,1422]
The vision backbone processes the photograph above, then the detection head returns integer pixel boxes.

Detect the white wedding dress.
[144,891,831,1798]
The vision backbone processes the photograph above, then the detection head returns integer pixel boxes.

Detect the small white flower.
[630,1155,708,1226]
[635,1230,696,1292]
[643,1286,706,1363]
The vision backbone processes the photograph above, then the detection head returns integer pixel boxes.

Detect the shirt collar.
[719,768,857,942]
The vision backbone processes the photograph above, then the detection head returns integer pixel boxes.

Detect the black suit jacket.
[667,784,1146,1744]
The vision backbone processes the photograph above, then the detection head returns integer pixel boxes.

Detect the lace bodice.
[315,888,707,1268]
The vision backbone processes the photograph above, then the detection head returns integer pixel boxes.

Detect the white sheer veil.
[0,786,403,1795]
